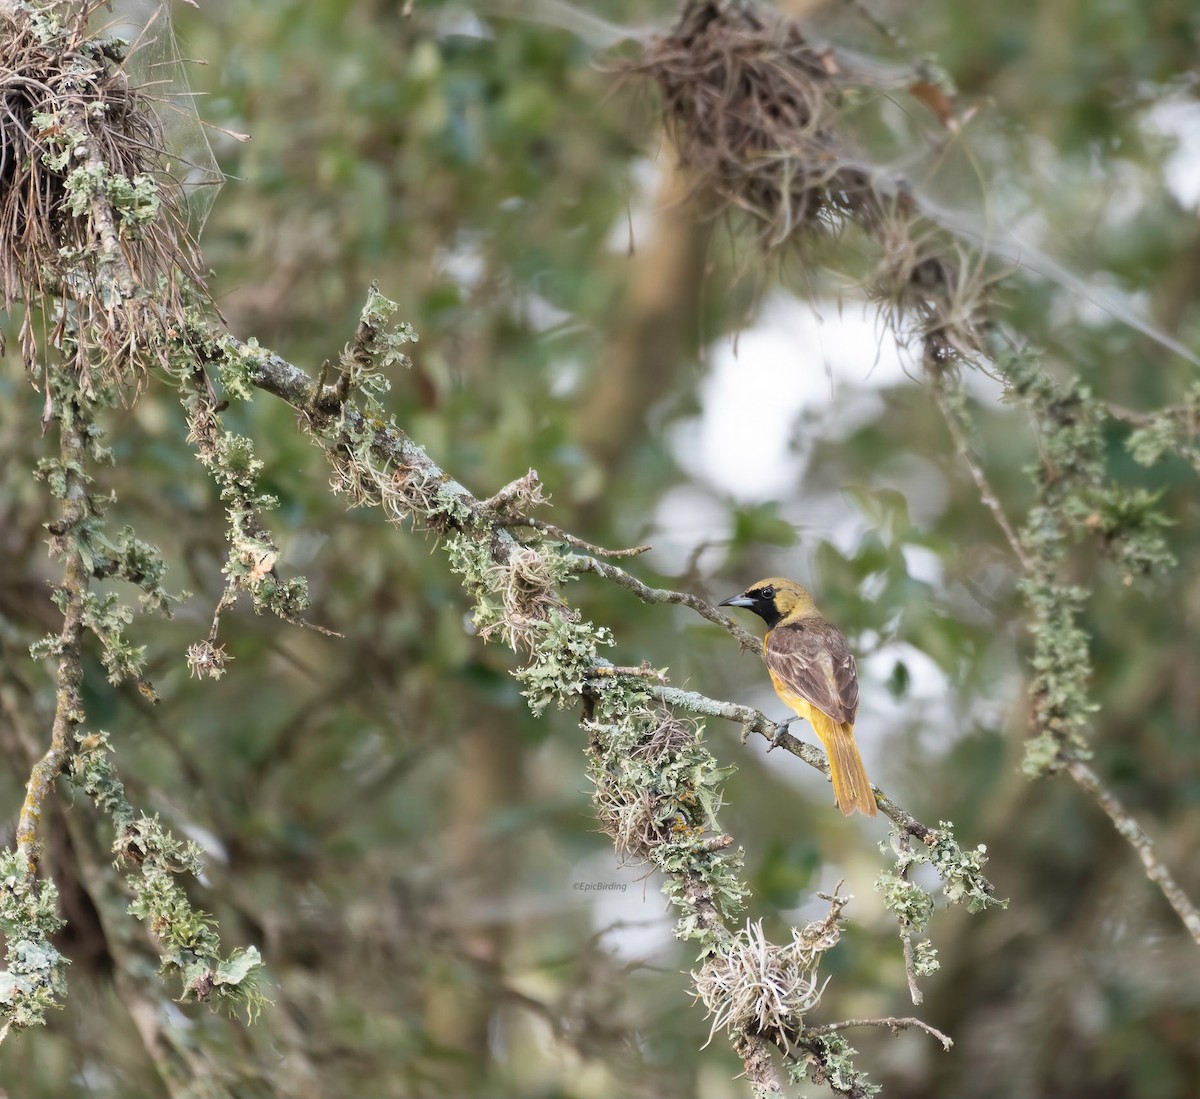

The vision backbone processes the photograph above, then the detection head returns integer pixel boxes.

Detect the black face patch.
[719,587,783,628]
[746,588,783,628]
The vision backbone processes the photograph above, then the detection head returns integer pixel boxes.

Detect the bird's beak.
[718,594,755,609]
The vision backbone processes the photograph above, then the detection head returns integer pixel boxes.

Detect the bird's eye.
[760,585,775,600]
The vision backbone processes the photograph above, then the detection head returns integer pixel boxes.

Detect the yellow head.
[718,577,817,629]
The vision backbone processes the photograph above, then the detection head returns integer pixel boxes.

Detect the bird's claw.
[769,718,797,751]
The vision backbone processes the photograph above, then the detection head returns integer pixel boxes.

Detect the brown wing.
[764,618,859,725]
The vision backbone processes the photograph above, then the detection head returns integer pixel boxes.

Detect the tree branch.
[931,376,1031,571]
[734,1031,784,1094]
[509,516,651,559]
[805,1015,953,1051]
[1065,758,1200,947]
[16,393,89,877]
[573,554,762,651]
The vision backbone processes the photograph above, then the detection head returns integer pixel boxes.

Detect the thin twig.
[1105,400,1197,431]
[900,925,922,1005]
[1065,758,1200,947]
[511,515,650,559]
[896,832,923,1006]
[932,377,1031,571]
[844,0,909,52]
[573,555,761,651]
[806,1015,953,1051]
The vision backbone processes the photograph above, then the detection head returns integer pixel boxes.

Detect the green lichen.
[29,6,66,46]
[79,590,145,684]
[218,337,268,402]
[513,611,614,711]
[1127,415,1177,467]
[1125,383,1200,473]
[72,732,267,1018]
[64,164,160,229]
[30,111,82,173]
[0,851,68,1033]
[176,369,311,630]
[998,348,1108,773]
[876,824,1005,936]
[875,869,934,933]
[929,823,1002,913]
[788,1032,880,1097]
[1018,574,1096,774]
[912,937,939,977]
[349,284,418,393]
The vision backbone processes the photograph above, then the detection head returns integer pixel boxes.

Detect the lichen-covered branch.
[887,833,931,1005]
[574,555,762,651]
[16,384,87,878]
[805,1016,953,1050]
[53,782,233,1099]
[0,372,88,1036]
[200,289,1002,1090]
[174,341,320,678]
[6,355,266,1034]
[1,0,265,1042]
[240,321,996,898]
[927,358,1182,956]
[72,728,268,1014]
[930,376,1030,571]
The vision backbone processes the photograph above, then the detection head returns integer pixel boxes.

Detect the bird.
[719,577,878,817]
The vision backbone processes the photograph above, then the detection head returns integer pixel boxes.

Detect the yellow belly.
[768,670,820,724]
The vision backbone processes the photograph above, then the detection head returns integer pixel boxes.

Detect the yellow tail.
[809,710,878,817]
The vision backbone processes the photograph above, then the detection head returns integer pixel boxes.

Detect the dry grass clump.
[695,918,827,1048]
[627,712,699,767]
[591,776,668,861]
[626,0,994,364]
[477,542,571,647]
[590,712,710,861]
[694,893,847,1049]
[625,0,881,248]
[0,2,202,378]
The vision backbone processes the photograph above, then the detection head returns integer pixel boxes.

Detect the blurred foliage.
[2,0,1199,1096]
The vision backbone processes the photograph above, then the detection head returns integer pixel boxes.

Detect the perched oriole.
[720,577,878,817]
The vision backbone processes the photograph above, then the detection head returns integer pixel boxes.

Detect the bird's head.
[719,577,817,628]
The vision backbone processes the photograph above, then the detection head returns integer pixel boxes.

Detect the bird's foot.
[769,718,798,751]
